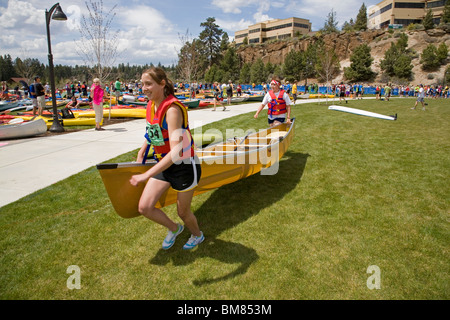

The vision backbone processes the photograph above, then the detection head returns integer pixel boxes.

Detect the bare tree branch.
[76,0,122,81]
[176,30,202,85]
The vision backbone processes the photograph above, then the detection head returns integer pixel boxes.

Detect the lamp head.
[52,5,67,21]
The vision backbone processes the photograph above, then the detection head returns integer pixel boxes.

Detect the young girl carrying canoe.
[129,67,204,250]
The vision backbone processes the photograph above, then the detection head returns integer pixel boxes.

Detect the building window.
[263,23,293,32]
[427,0,446,8]
[380,20,391,28]
[249,28,261,34]
[236,33,248,39]
[394,18,423,25]
[394,2,425,9]
[278,34,291,39]
[263,36,277,42]
[249,38,260,43]
[294,22,309,29]
[369,3,392,19]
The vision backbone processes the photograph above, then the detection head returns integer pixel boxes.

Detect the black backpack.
[61,108,75,119]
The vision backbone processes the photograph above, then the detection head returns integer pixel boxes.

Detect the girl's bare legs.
[138,178,201,236]
[138,178,178,232]
[177,189,201,237]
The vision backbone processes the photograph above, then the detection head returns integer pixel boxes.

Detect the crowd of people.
[2,77,448,122]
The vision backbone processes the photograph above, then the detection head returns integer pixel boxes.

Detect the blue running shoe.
[182,232,204,250]
[162,224,184,250]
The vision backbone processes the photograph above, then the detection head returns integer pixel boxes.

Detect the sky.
[0,0,381,67]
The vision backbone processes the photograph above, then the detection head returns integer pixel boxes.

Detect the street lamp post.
[46,3,67,132]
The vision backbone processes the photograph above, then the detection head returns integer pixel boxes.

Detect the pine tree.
[422,9,434,30]
[443,0,450,23]
[344,44,374,81]
[220,32,230,53]
[342,19,355,32]
[250,59,265,84]
[303,44,319,83]
[445,66,450,85]
[420,44,440,70]
[204,64,218,83]
[321,9,339,34]
[380,43,398,76]
[393,55,413,79]
[354,3,368,31]
[283,49,304,82]
[397,33,409,52]
[380,34,413,79]
[264,61,276,80]
[239,63,251,84]
[437,42,448,64]
[199,17,224,67]
[220,47,240,81]
[0,54,17,81]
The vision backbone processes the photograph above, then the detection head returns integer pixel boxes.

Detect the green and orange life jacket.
[144,95,195,162]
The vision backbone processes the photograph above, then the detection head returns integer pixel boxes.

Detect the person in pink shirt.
[91,78,105,131]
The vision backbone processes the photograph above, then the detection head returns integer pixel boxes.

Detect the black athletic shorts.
[268,117,286,125]
[153,156,201,192]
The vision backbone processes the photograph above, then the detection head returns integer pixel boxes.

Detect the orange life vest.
[145,95,194,162]
[268,90,287,116]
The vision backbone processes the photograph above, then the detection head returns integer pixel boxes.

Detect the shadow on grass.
[149,151,309,286]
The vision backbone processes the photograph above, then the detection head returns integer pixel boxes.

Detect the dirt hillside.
[236,25,450,85]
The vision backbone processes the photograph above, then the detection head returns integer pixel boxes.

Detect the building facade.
[368,0,447,29]
[234,17,311,46]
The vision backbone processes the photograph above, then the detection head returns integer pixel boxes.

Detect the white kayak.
[328,105,397,121]
[0,118,47,140]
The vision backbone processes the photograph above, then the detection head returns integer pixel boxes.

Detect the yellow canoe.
[15,115,98,128]
[97,119,296,218]
[75,108,146,118]
[308,94,336,99]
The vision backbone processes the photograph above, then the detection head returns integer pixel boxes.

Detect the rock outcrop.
[236,26,450,85]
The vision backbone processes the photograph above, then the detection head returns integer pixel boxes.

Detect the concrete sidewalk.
[0,102,266,208]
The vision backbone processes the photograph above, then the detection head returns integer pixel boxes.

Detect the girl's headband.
[271,80,281,86]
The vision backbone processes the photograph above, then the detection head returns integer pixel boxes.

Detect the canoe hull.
[97,120,295,218]
[0,118,47,140]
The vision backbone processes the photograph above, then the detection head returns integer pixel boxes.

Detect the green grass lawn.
[0,97,448,300]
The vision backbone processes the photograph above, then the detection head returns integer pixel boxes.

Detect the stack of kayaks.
[0,101,20,112]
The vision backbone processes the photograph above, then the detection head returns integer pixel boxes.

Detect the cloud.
[211,0,275,33]
[211,0,274,17]
[0,1,180,66]
[0,0,44,29]
[113,5,181,65]
[290,0,364,29]
[216,17,254,34]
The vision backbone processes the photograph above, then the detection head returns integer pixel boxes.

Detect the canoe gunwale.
[96,118,295,169]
